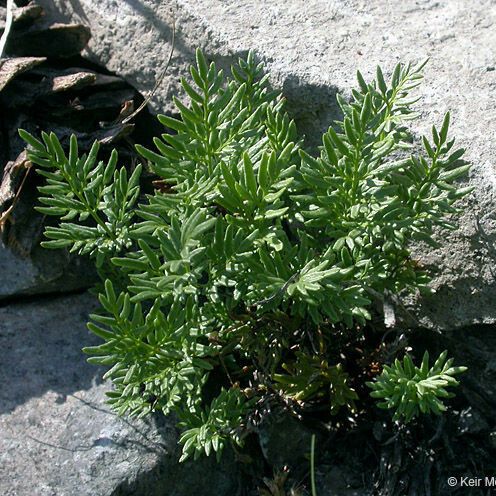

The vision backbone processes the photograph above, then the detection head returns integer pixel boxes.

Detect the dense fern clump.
[20,50,469,461]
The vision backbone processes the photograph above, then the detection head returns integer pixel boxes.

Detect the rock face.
[35,0,496,331]
[0,242,95,298]
[0,294,243,496]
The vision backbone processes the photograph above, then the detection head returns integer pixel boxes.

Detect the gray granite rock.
[0,242,96,299]
[0,293,242,496]
[35,0,496,331]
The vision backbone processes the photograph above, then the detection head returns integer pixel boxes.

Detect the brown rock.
[0,56,45,91]
[51,71,96,92]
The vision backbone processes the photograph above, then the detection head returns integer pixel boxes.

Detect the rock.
[456,407,489,435]
[13,3,44,26]
[7,23,92,58]
[0,69,98,106]
[0,2,44,31]
[48,70,97,93]
[0,293,243,496]
[316,466,367,496]
[258,411,315,469]
[0,150,30,209]
[0,151,97,295]
[0,56,46,91]
[442,325,496,420]
[0,242,96,298]
[35,0,496,331]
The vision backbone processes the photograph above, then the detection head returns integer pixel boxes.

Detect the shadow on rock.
[0,291,102,414]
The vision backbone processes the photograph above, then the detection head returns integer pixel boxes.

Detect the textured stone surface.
[0,242,96,298]
[35,0,496,330]
[0,294,242,496]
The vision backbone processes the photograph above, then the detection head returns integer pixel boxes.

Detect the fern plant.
[20,49,470,461]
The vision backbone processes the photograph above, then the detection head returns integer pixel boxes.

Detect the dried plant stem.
[0,162,31,232]
[311,434,317,496]
[121,13,176,124]
[0,0,14,58]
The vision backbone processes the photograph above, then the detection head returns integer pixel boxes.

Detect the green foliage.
[273,353,358,414]
[367,351,467,422]
[295,60,471,300]
[178,387,251,462]
[20,49,470,462]
[19,130,141,267]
